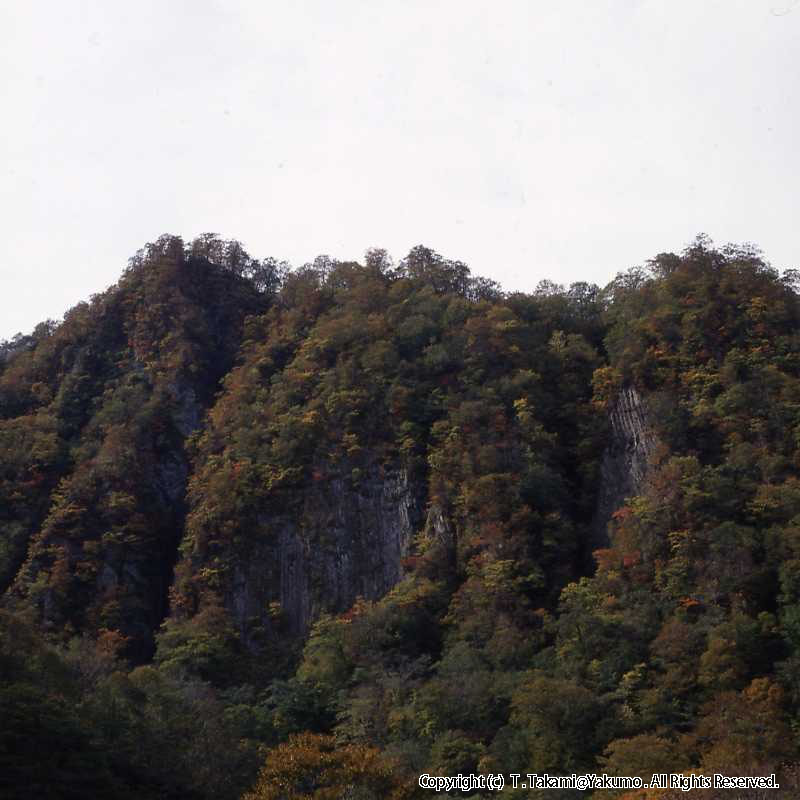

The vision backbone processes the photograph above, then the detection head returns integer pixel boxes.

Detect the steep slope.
[534,241,800,783]
[5,235,800,798]
[590,384,659,549]
[161,252,606,681]
[0,235,269,657]
[253,239,800,788]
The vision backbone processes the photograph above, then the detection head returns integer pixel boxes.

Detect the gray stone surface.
[226,467,425,646]
[591,386,658,548]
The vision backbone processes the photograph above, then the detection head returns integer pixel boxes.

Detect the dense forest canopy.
[2,233,800,799]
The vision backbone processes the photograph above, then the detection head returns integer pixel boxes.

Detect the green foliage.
[4,233,800,795]
[0,609,267,799]
[1,234,268,657]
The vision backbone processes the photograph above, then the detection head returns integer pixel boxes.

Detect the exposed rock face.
[168,383,202,439]
[423,503,455,551]
[9,374,208,656]
[591,386,657,548]
[154,384,203,505]
[228,468,425,645]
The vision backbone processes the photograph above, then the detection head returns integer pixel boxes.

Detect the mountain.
[1,234,799,799]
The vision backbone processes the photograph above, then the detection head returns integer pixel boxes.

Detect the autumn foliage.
[2,234,800,797]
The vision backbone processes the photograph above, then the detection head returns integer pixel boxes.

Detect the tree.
[242,733,418,800]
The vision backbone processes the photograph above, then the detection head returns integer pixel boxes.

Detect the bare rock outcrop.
[590,386,657,548]
[227,467,425,645]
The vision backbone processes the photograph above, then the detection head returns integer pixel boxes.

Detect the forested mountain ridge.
[2,234,800,798]
[1,235,270,661]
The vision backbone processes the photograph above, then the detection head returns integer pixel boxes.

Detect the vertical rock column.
[590,386,657,549]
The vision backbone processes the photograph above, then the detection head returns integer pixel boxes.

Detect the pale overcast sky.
[1,0,798,339]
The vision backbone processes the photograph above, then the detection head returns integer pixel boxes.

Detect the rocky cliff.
[226,468,425,646]
[0,239,268,658]
[2,234,609,669]
[590,385,657,548]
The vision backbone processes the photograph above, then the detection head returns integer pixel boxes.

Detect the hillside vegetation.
[2,234,800,798]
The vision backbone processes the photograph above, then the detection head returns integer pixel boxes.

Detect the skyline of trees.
[2,232,799,798]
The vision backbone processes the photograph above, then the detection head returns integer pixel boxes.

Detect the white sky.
[1,0,798,339]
